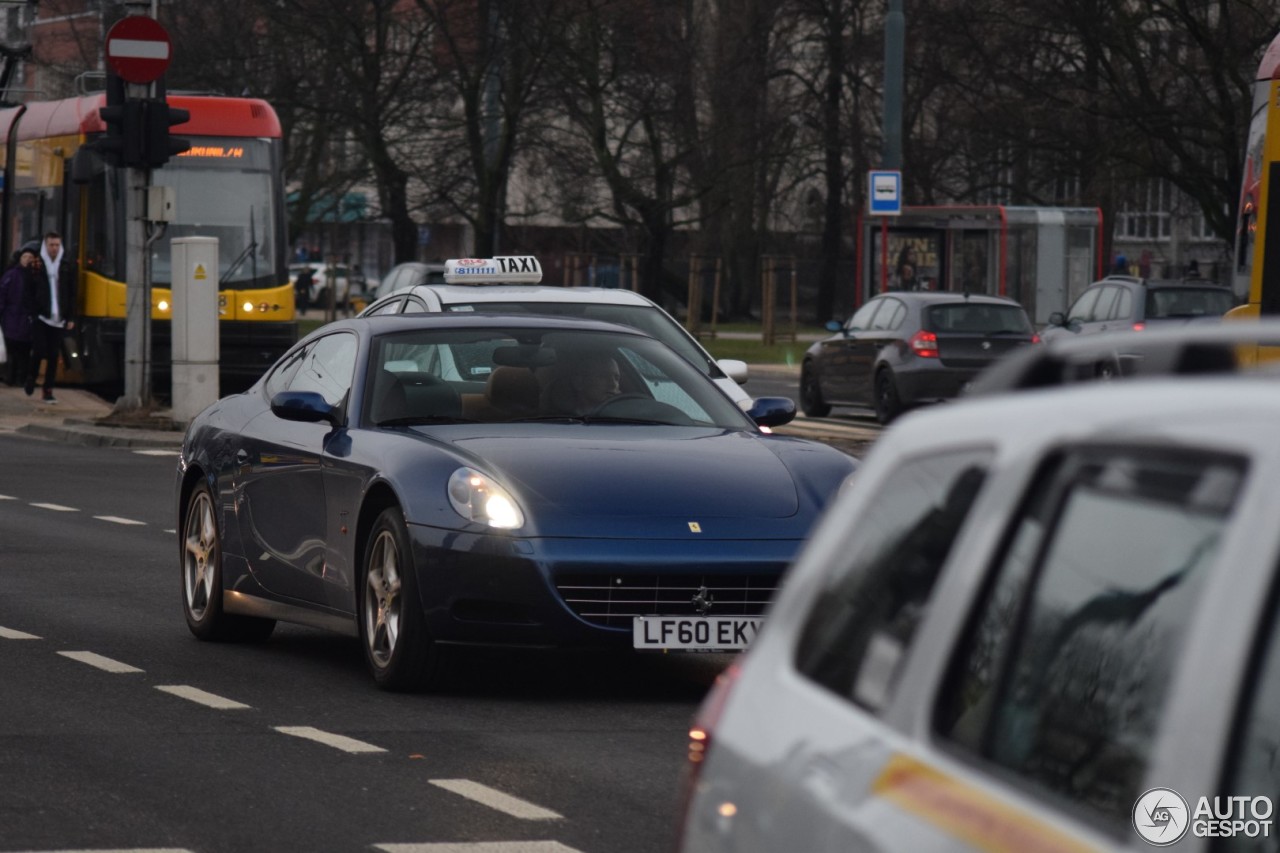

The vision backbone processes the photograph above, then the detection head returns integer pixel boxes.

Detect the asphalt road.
[0,435,729,853]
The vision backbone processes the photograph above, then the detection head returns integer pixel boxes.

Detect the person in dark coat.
[26,232,76,403]
[0,245,37,386]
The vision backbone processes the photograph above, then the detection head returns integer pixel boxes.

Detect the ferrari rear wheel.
[182,481,275,643]
[360,507,441,691]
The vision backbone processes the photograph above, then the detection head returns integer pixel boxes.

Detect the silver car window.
[794,447,993,712]
[1068,287,1101,324]
[938,449,1243,826]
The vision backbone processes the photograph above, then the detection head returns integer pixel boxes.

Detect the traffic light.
[90,72,144,168]
[96,98,145,169]
[142,98,191,169]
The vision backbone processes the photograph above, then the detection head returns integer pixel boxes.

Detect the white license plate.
[632,616,761,650]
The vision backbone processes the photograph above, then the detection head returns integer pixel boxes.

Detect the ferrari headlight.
[447,467,524,530]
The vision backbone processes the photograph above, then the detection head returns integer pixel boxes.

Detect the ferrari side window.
[289,332,357,407]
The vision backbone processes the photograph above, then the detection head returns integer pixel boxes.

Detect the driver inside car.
[543,354,625,415]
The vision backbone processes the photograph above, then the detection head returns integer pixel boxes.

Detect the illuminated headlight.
[448,467,524,530]
[157,299,170,311]
[243,300,255,313]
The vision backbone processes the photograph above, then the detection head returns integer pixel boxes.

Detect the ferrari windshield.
[366,327,752,428]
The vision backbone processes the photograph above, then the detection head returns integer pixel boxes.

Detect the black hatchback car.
[800,292,1038,424]
[1041,274,1235,341]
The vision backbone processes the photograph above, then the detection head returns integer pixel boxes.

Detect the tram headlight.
[242,300,254,313]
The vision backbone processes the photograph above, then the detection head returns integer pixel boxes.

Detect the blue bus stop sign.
[868,170,902,216]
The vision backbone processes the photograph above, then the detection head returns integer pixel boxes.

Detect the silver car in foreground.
[679,365,1280,852]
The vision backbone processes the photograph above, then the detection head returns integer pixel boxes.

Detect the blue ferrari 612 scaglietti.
[176,312,857,689]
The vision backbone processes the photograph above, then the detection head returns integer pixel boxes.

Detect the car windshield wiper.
[376,415,474,426]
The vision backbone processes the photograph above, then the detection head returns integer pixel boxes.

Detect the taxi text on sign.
[104,16,172,84]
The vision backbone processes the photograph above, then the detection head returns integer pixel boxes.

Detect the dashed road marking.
[58,651,144,673]
[155,685,250,710]
[0,626,40,639]
[0,494,15,500]
[30,502,77,512]
[274,726,387,754]
[134,449,179,456]
[376,844,584,853]
[428,779,563,821]
[94,515,146,526]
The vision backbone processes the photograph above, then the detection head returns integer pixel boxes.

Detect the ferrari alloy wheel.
[360,507,440,691]
[874,369,902,425]
[182,481,275,642]
[800,364,831,417]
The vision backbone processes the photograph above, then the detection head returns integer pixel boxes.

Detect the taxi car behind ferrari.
[176,312,856,690]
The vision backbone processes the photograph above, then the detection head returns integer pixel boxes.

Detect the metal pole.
[882,0,904,170]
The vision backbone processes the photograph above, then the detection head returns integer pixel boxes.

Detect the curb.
[17,422,184,449]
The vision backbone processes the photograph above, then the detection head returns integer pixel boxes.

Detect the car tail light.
[1133,322,1146,331]
[677,663,743,840]
[1031,333,1041,344]
[910,330,939,358]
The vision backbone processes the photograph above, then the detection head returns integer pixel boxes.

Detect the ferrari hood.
[443,427,800,520]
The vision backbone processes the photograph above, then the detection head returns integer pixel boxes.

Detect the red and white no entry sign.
[104,16,172,84]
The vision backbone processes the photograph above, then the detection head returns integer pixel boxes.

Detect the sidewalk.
[0,383,184,448]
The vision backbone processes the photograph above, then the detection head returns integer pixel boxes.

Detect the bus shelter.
[857,205,1104,323]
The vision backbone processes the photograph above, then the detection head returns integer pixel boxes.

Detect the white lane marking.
[134,449,179,456]
[155,685,250,710]
[94,515,147,526]
[375,844,584,853]
[0,626,40,639]
[274,726,386,754]
[31,502,78,512]
[58,651,144,673]
[163,529,176,534]
[0,494,16,500]
[428,779,563,821]
[7,849,195,852]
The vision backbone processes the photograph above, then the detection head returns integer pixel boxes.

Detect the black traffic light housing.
[143,78,191,169]
[89,72,191,170]
[90,71,143,168]
[143,98,190,169]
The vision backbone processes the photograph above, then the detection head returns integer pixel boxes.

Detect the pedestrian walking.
[0,245,38,386]
[26,232,76,403]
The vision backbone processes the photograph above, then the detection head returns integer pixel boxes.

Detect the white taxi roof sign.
[444,256,543,285]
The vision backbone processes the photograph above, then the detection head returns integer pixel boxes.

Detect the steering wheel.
[586,393,651,418]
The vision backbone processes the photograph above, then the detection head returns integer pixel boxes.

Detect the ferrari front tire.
[182,481,275,643]
[360,507,441,691]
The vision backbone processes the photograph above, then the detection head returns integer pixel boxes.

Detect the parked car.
[358,256,752,405]
[799,291,1038,424]
[373,261,448,299]
[290,262,368,311]
[679,355,1280,853]
[176,313,857,690]
[1042,274,1235,342]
